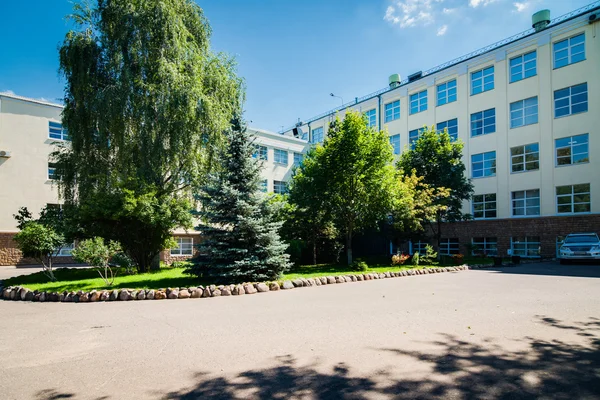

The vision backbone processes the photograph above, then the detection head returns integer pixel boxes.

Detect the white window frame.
[273,180,287,195]
[293,152,303,166]
[48,163,58,180]
[556,183,591,214]
[389,134,400,155]
[510,96,538,128]
[253,145,268,160]
[439,238,460,255]
[171,237,193,256]
[470,108,495,137]
[554,83,588,118]
[436,118,458,141]
[553,33,585,69]
[409,128,425,150]
[384,100,400,123]
[511,237,541,258]
[555,134,589,166]
[54,242,75,257]
[510,143,539,173]
[48,121,69,141]
[471,151,496,178]
[511,189,540,216]
[274,149,288,165]
[472,193,497,219]
[409,90,427,115]
[311,127,324,144]
[509,50,537,83]
[471,66,494,95]
[471,237,497,256]
[411,240,429,255]
[437,79,456,106]
[365,109,377,128]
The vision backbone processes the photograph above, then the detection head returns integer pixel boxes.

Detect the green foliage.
[171,260,193,269]
[350,260,369,272]
[72,237,121,285]
[188,119,291,283]
[13,223,65,281]
[421,245,438,264]
[411,252,420,266]
[110,252,136,274]
[54,0,244,273]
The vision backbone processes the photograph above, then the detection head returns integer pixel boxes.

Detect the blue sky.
[0,0,592,132]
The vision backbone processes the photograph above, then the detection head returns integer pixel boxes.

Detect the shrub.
[392,253,410,265]
[411,252,420,266]
[452,254,465,265]
[72,237,121,286]
[13,222,65,282]
[421,245,437,264]
[351,259,369,272]
[110,252,136,274]
[171,260,193,269]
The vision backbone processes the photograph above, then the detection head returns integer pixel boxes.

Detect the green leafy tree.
[72,237,121,286]
[54,0,244,272]
[13,223,64,282]
[397,128,474,252]
[187,119,291,283]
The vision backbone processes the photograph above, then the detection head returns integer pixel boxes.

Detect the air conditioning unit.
[589,11,600,23]
[0,150,11,158]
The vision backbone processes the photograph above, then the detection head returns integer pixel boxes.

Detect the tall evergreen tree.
[187,119,291,282]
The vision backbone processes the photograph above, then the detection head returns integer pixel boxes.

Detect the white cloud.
[469,0,498,7]
[437,24,448,35]
[384,0,441,28]
[442,7,456,14]
[513,1,531,12]
[1,90,15,95]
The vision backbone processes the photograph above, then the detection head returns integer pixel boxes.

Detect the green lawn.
[3,259,466,293]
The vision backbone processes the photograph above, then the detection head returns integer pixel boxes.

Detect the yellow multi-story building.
[283,4,600,258]
[0,93,307,266]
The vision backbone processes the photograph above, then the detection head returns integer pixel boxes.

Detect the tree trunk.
[150,252,161,271]
[436,215,442,259]
[312,240,317,266]
[346,233,353,265]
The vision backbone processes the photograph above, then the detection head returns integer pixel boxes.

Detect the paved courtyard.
[1,262,599,399]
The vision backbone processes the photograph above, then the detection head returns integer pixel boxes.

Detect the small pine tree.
[187,118,291,282]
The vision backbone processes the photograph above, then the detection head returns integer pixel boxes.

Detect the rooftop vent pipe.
[389,74,401,89]
[532,9,551,32]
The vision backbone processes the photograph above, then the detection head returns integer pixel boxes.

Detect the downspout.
[376,94,382,131]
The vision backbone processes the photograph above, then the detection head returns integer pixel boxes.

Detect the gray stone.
[79,293,89,302]
[326,276,336,284]
[244,284,257,294]
[256,283,269,292]
[178,289,190,299]
[89,290,99,302]
[221,287,231,296]
[202,287,212,298]
[24,290,34,301]
[20,288,31,301]
[136,291,146,300]
[356,274,364,281]
[109,290,119,301]
[319,277,327,285]
[167,289,179,299]
[233,284,244,295]
[269,282,280,291]
[100,291,110,301]
[130,290,138,300]
[39,292,47,302]
[212,289,221,297]
[119,290,130,301]
[292,279,304,288]
[300,278,310,287]
[306,278,315,287]
[313,278,321,286]
[335,276,345,283]
[191,288,203,298]
[155,290,167,300]
[32,293,40,302]
[281,281,294,290]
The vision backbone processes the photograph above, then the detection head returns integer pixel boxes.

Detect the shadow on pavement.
[474,261,600,279]
[158,316,600,400]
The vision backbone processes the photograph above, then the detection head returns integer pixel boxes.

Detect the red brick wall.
[159,233,202,265]
[0,232,76,266]
[433,214,600,258]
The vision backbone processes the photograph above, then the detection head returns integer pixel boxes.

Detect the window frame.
[471,237,498,256]
[510,143,540,173]
[170,237,194,256]
[384,100,400,123]
[273,180,288,195]
[553,32,585,69]
[54,242,75,257]
[259,179,268,193]
[365,109,377,128]
[409,90,428,115]
[293,152,303,166]
[472,193,497,219]
[511,237,541,258]
[439,238,460,255]
[253,145,268,160]
[556,183,591,214]
[555,134,589,167]
[470,108,496,137]
[436,79,457,106]
[389,134,401,155]
[48,162,58,180]
[436,118,458,141]
[510,96,538,128]
[471,151,496,178]
[48,121,69,141]
[273,148,288,165]
[509,50,537,83]
[311,127,324,144]
[554,83,588,118]
[511,189,541,217]
[408,128,425,150]
[470,65,494,95]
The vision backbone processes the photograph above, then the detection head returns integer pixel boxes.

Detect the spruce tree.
[188,119,291,282]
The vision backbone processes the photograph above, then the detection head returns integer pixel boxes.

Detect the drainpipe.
[377,94,382,131]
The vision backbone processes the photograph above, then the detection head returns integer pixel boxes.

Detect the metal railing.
[281,0,600,133]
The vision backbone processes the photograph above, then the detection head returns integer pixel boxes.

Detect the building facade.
[0,93,307,266]
[283,4,600,258]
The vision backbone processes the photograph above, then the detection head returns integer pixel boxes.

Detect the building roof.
[249,127,308,144]
[0,92,64,109]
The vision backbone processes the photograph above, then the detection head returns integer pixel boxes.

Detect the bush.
[171,260,193,269]
[72,237,121,286]
[13,222,65,282]
[351,259,368,272]
[421,245,437,264]
[452,254,465,265]
[412,252,420,266]
[110,252,136,274]
[391,253,410,265]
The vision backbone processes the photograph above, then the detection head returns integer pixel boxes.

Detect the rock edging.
[0,265,471,304]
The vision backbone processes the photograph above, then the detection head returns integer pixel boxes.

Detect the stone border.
[0,265,470,304]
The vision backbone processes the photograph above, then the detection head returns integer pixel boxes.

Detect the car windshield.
[564,235,599,243]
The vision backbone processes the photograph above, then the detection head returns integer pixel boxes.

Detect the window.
[384,100,400,122]
[389,134,400,155]
[512,189,540,216]
[274,149,288,165]
[556,134,589,166]
[253,145,267,160]
[48,162,58,180]
[409,128,425,150]
[437,79,456,106]
[553,33,585,69]
[511,143,539,172]
[554,83,588,118]
[472,151,496,178]
[312,127,324,144]
[259,179,268,193]
[365,109,377,128]
[274,180,287,195]
[436,118,458,141]
[510,96,538,128]
[472,238,497,256]
[471,66,494,95]
[54,243,74,257]
[511,237,541,257]
[48,121,69,141]
[293,152,303,166]
[472,193,497,219]
[171,237,193,256]
[556,183,590,214]
[439,238,460,255]
[409,90,427,114]
[411,240,429,255]
[510,51,537,82]
[470,108,495,137]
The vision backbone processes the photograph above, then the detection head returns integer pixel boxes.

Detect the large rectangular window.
[436,118,458,141]
[365,109,377,128]
[510,51,537,82]
[274,149,288,165]
[48,163,58,180]
[293,152,303,166]
[556,134,589,166]
[311,127,324,144]
[553,33,585,69]
[472,193,497,219]
[48,121,69,141]
[171,237,193,256]
[472,238,498,256]
[439,238,460,255]
[554,83,588,118]
[556,183,591,214]
[510,96,538,128]
[409,90,427,114]
[274,180,288,195]
[470,108,495,137]
[471,66,494,95]
[384,100,400,122]
[471,151,496,178]
[253,145,268,160]
[389,134,400,155]
[512,189,540,216]
[54,242,75,257]
[408,128,425,150]
[437,79,457,106]
[511,237,541,257]
[511,143,539,173]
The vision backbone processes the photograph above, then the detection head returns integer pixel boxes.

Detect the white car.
[559,232,600,264]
